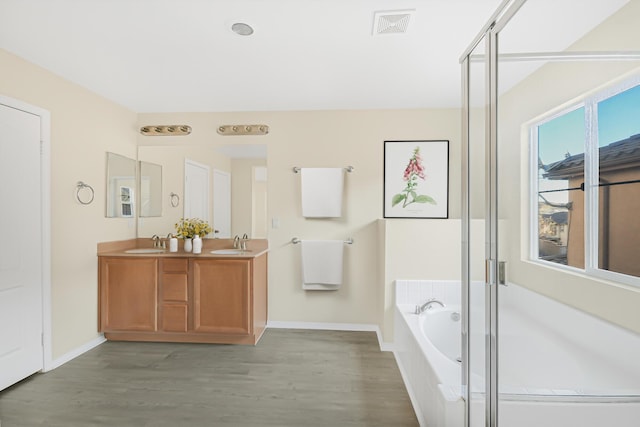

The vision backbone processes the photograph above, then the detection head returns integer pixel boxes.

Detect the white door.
[213,169,231,238]
[0,102,44,390]
[184,159,210,225]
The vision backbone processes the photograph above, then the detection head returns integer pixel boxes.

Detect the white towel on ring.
[301,240,344,290]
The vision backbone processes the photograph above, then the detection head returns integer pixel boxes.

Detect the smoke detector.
[372,10,414,35]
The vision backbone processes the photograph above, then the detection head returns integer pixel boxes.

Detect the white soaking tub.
[393,280,640,427]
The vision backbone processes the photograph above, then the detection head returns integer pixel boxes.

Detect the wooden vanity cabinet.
[98,253,268,345]
[98,257,158,332]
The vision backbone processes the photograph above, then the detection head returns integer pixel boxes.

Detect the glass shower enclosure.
[461,0,640,426]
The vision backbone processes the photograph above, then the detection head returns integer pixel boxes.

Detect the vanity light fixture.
[217,124,269,136]
[140,125,192,136]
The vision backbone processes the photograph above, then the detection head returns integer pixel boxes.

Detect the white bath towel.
[301,240,344,290]
[300,168,344,218]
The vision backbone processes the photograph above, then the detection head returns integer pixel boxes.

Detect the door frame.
[0,94,52,372]
[213,169,231,238]
[184,158,211,223]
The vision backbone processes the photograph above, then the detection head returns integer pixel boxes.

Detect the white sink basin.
[124,248,166,254]
[210,249,247,255]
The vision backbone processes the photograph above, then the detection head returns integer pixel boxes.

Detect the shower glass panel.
[494,0,640,426]
[463,35,488,427]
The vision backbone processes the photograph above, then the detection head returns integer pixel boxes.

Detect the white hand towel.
[301,168,344,218]
[301,240,344,290]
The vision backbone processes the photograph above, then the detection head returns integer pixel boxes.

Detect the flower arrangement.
[174,217,212,239]
[392,146,437,208]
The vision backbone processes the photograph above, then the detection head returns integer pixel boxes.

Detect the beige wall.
[0,49,138,359]
[138,110,461,340]
[380,220,462,340]
[0,47,462,359]
[498,1,640,332]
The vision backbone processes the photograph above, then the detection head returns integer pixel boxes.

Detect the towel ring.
[76,181,94,205]
[170,192,180,207]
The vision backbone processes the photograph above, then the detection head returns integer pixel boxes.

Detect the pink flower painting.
[392,147,436,208]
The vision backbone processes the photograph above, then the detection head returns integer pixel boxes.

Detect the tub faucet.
[415,298,445,314]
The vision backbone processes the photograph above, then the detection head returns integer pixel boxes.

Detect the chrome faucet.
[240,234,249,251]
[233,235,240,249]
[151,235,160,247]
[415,298,445,314]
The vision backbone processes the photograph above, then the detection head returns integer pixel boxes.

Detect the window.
[532,78,640,284]
[536,107,585,267]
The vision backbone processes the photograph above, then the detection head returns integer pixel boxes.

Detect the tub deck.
[393,279,640,427]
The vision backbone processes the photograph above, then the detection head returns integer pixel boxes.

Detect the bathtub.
[393,280,640,427]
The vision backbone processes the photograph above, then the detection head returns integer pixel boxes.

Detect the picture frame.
[383,140,449,219]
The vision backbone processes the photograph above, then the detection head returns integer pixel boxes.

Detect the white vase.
[183,238,193,253]
[192,235,202,254]
[169,237,178,252]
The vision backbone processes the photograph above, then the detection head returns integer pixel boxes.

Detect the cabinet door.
[192,259,251,335]
[99,257,158,332]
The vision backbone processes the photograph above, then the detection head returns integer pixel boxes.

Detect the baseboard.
[42,326,394,371]
[267,320,379,332]
[377,335,395,352]
[266,320,394,352]
[393,351,427,427]
[45,334,107,372]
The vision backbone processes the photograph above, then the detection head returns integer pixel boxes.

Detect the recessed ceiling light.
[231,23,254,36]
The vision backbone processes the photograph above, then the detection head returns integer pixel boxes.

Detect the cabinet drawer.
[162,258,188,273]
[161,303,188,332]
[162,274,188,301]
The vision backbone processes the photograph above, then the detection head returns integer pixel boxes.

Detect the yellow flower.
[174,217,212,238]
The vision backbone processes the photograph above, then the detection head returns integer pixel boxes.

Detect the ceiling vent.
[372,10,414,35]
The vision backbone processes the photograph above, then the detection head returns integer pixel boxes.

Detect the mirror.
[139,160,162,217]
[106,152,136,218]
[136,144,267,238]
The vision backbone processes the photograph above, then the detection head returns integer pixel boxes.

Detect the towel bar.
[292,166,354,173]
[291,237,353,245]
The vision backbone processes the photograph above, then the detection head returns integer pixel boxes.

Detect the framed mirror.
[106,152,136,218]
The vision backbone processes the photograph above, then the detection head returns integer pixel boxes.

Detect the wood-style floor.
[0,329,418,427]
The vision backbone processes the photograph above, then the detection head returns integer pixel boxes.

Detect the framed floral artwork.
[383,140,449,219]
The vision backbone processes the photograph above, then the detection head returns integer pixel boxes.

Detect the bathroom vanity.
[97,239,268,345]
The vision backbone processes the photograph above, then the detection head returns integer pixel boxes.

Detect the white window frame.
[530,74,640,288]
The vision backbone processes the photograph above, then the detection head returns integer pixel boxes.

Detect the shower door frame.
[460,1,529,427]
[461,1,640,426]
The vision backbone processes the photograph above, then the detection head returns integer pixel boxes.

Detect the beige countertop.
[97,238,268,259]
